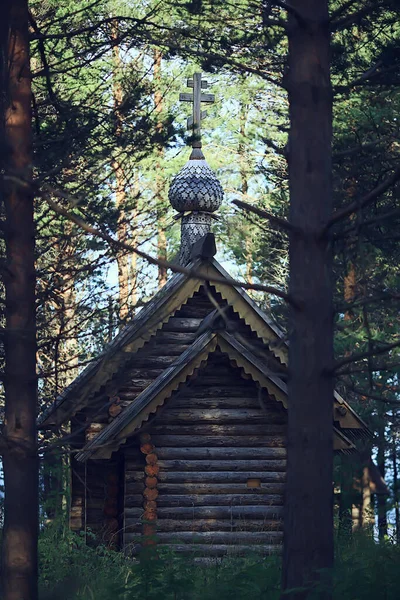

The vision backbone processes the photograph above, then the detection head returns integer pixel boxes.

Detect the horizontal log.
[155,447,287,460]
[178,386,258,399]
[124,368,164,379]
[128,356,177,368]
[123,541,280,556]
[126,482,285,497]
[125,495,144,507]
[157,459,286,472]
[162,318,202,333]
[127,470,285,484]
[150,435,285,448]
[125,483,146,495]
[159,409,276,424]
[176,305,215,318]
[156,483,286,495]
[124,518,283,532]
[148,424,286,436]
[155,494,283,507]
[124,508,143,519]
[119,379,154,391]
[190,376,253,386]
[157,505,283,519]
[170,397,261,409]
[153,531,283,544]
[124,504,283,520]
[125,463,144,472]
[126,471,285,484]
[148,344,191,356]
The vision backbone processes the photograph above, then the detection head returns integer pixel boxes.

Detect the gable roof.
[76,329,356,461]
[39,256,287,428]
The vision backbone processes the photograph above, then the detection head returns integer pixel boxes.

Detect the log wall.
[70,416,123,547]
[123,351,287,557]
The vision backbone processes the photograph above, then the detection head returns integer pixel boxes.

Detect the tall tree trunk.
[1,1,38,598]
[154,49,167,288]
[238,101,254,288]
[283,2,334,599]
[111,24,131,323]
[377,405,387,540]
[392,410,400,543]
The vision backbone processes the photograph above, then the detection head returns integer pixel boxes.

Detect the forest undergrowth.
[37,525,400,600]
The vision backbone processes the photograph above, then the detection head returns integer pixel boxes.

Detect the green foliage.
[38,526,400,600]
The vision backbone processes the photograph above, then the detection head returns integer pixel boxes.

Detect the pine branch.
[3,174,292,303]
[329,0,361,25]
[233,199,293,233]
[332,339,400,373]
[334,206,400,239]
[330,4,376,31]
[340,383,400,405]
[327,166,400,228]
[333,135,393,161]
[272,0,305,21]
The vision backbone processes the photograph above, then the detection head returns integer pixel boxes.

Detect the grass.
[38,525,400,600]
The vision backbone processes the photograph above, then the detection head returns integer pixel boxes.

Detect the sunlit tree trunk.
[283,2,334,598]
[1,1,38,598]
[154,49,167,288]
[111,24,132,322]
[377,405,387,540]
[392,410,400,543]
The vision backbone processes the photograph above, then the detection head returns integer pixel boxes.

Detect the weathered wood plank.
[177,386,258,399]
[149,424,286,436]
[123,368,164,379]
[126,470,285,483]
[156,482,286,495]
[125,356,177,368]
[124,518,283,532]
[155,494,283,507]
[123,541,281,556]
[156,505,283,519]
[159,409,277,424]
[157,459,286,472]
[152,531,283,543]
[150,435,286,447]
[162,318,202,332]
[148,344,191,357]
[155,447,287,460]
[170,397,261,409]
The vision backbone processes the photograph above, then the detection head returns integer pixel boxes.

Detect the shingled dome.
[168,159,223,213]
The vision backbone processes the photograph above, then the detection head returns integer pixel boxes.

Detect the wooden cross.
[179,72,215,149]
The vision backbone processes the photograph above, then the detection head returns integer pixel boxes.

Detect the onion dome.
[168,159,223,213]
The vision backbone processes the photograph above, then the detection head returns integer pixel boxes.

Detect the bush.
[38,525,400,600]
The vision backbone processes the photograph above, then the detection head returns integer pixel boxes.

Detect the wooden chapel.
[39,74,371,557]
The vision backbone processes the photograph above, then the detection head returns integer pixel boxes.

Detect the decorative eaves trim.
[206,260,288,365]
[76,331,218,461]
[39,260,206,427]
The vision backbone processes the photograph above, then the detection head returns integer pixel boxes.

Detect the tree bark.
[377,405,387,540]
[283,2,334,599]
[154,49,167,288]
[392,410,400,543]
[1,1,39,598]
[111,23,132,323]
